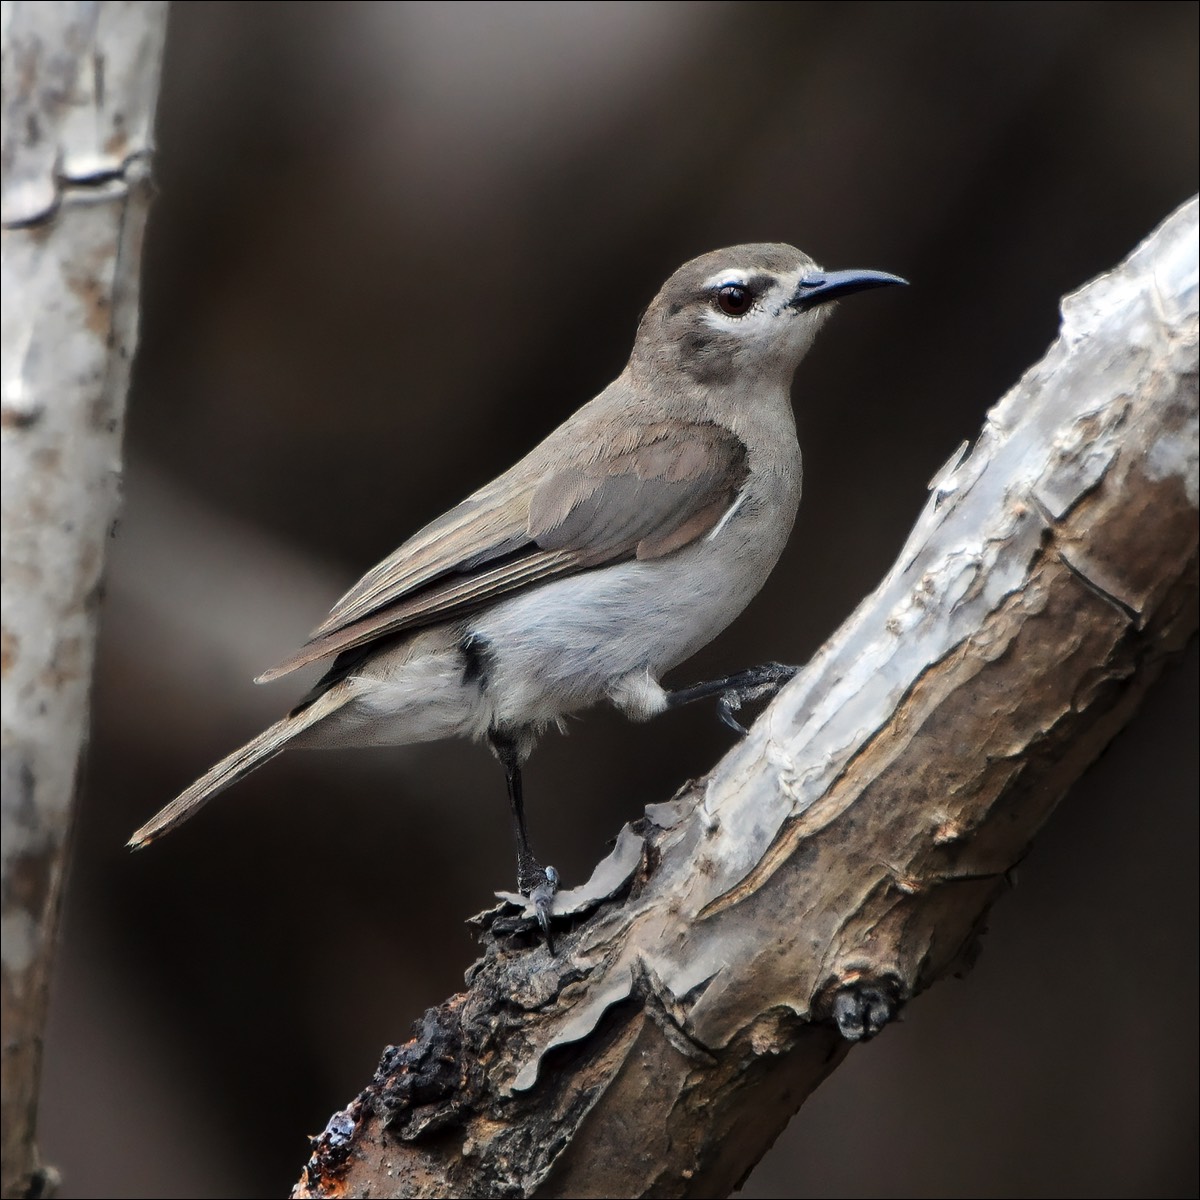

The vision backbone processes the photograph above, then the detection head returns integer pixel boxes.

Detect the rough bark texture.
[292,197,1199,1200]
[0,4,167,1197]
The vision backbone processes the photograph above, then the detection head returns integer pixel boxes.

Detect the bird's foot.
[490,862,561,952]
[671,661,799,735]
[525,865,559,953]
[717,661,800,733]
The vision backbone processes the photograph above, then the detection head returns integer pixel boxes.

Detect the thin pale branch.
[1,5,168,1197]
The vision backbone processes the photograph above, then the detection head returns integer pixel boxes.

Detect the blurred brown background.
[37,2,1197,1196]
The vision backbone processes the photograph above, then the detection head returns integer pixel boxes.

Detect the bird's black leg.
[490,730,558,949]
[666,662,800,734]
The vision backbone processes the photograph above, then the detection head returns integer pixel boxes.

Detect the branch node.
[824,974,906,1042]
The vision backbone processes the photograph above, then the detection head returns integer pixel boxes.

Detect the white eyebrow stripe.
[701,268,753,290]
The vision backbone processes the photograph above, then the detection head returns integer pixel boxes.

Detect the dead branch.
[293,197,1199,1199]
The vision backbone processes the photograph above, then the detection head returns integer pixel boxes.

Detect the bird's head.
[630,243,906,387]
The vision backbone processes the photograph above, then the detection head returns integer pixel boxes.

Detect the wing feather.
[257,419,748,683]
[313,479,538,636]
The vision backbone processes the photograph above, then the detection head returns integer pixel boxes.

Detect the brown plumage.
[129,243,905,915]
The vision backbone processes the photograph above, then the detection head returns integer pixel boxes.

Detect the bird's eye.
[715,284,753,316]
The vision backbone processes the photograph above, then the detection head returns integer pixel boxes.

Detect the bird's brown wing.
[256,420,748,682]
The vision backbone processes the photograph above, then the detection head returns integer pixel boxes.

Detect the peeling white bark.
[296,199,1199,1199]
[1,4,167,1196]
[521,195,1200,1069]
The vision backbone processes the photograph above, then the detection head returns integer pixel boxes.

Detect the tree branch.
[294,197,1198,1199]
[1,4,167,1197]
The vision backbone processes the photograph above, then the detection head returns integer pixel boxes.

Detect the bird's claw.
[716,663,798,735]
[529,865,559,953]
[717,692,748,735]
[506,864,560,953]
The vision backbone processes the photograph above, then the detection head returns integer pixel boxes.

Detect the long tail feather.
[127,687,349,849]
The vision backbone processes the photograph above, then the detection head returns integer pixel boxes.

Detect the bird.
[129,243,905,938]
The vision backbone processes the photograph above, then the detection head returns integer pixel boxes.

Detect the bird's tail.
[127,686,350,849]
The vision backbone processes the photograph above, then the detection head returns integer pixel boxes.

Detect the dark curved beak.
[789,268,908,311]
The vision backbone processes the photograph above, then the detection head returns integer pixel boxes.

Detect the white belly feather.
[311,464,799,751]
